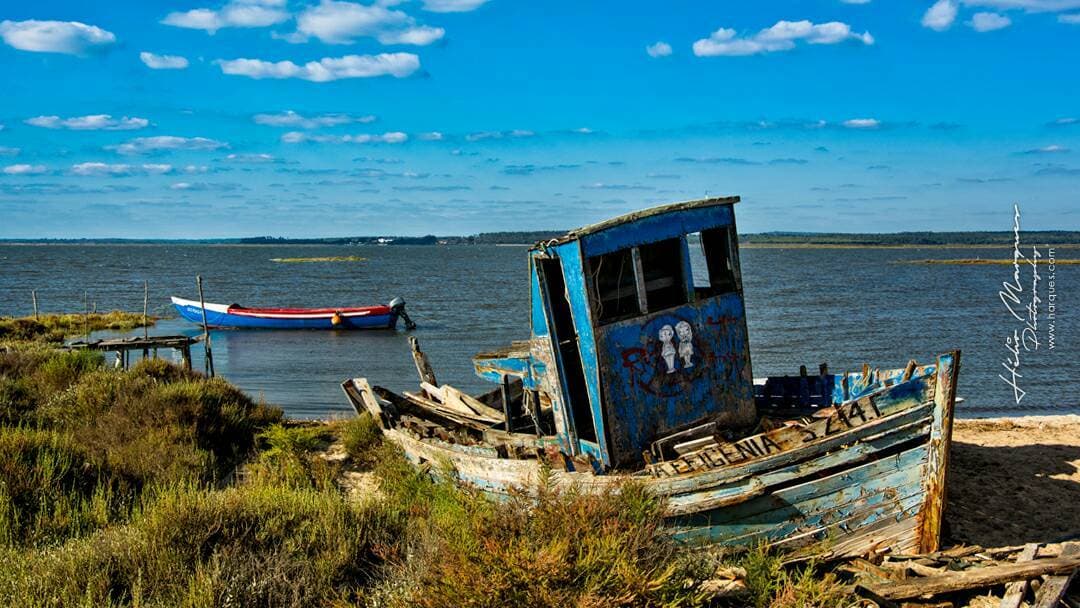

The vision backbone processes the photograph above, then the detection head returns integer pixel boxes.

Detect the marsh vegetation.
[0,326,855,607]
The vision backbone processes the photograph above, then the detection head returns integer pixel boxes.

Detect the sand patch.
[947,415,1080,547]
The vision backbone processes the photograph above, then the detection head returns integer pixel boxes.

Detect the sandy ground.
[947,415,1080,547]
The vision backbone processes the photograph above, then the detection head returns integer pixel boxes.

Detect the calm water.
[1,243,1074,418]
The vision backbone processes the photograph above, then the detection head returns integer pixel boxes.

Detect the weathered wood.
[1033,543,1080,608]
[441,384,505,421]
[409,337,437,386]
[652,373,932,477]
[999,543,1039,608]
[31,289,38,319]
[903,359,917,381]
[342,378,386,427]
[196,275,214,378]
[420,382,504,423]
[917,351,960,553]
[858,556,1080,602]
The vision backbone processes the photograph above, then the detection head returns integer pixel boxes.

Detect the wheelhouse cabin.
[472,196,756,470]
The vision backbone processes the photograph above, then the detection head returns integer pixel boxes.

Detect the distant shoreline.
[4,230,1080,249]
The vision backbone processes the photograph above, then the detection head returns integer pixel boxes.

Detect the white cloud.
[693,20,874,57]
[292,1,445,46]
[464,129,534,141]
[1059,12,1080,21]
[281,131,409,144]
[0,20,115,55]
[842,118,881,129]
[0,146,20,156]
[217,53,420,81]
[967,11,1013,29]
[922,0,959,30]
[253,110,376,128]
[162,0,289,34]
[26,114,149,131]
[140,51,189,69]
[962,0,1080,12]
[3,164,47,175]
[109,136,229,155]
[379,25,445,45]
[225,153,278,162]
[71,162,174,176]
[841,0,872,3]
[646,41,672,58]
[422,0,490,12]
[1052,117,1078,125]
[1023,144,1070,153]
[419,131,444,140]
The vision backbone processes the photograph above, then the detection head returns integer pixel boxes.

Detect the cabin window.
[687,227,738,298]
[590,248,640,324]
[637,237,688,311]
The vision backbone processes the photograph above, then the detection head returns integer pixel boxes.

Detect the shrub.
[341,413,382,468]
[0,427,128,547]
[0,483,402,607]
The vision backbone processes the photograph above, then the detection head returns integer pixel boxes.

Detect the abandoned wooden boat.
[342,196,961,557]
[172,296,415,330]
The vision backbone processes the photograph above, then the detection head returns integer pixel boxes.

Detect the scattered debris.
[847,542,1080,608]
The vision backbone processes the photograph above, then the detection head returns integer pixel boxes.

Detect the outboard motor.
[388,297,416,330]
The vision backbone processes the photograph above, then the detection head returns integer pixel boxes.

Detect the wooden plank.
[652,373,933,477]
[858,556,1080,602]
[442,384,506,421]
[664,417,931,515]
[341,378,385,426]
[670,445,928,545]
[410,336,438,386]
[1034,543,1080,608]
[653,401,933,495]
[917,351,960,553]
[999,543,1039,608]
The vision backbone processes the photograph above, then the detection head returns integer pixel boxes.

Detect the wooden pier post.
[196,276,215,378]
[142,280,150,359]
[31,290,38,320]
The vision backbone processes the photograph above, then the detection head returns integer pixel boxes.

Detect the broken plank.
[858,556,1080,602]
[1033,543,1080,608]
[441,384,506,421]
[999,543,1039,608]
[410,336,438,386]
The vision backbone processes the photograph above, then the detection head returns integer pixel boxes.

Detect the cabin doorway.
[538,258,597,444]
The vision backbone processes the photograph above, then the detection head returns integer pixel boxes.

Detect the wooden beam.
[999,543,1039,608]
[858,556,1080,602]
[409,337,438,386]
[1033,543,1080,608]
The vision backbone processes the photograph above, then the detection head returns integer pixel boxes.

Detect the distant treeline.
[5,230,1080,246]
[235,231,565,245]
[739,231,1080,246]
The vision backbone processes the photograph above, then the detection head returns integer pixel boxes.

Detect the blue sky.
[0,0,1078,238]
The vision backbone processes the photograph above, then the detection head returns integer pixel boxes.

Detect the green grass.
[0,338,857,607]
[0,311,157,342]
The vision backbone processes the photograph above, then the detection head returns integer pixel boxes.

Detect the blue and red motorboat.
[171,296,415,330]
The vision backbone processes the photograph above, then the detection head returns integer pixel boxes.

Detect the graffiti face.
[675,320,694,369]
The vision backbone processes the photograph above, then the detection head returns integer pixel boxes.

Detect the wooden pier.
[66,335,202,371]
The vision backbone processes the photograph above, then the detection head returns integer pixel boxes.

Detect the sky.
[0,0,1078,238]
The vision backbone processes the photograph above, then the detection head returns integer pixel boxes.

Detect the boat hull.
[344,351,960,558]
[172,297,398,330]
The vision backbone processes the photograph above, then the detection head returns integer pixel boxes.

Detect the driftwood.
[410,336,437,386]
[998,543,1039,608]
[1033,543,1080,608]
[858,556,1080,602]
